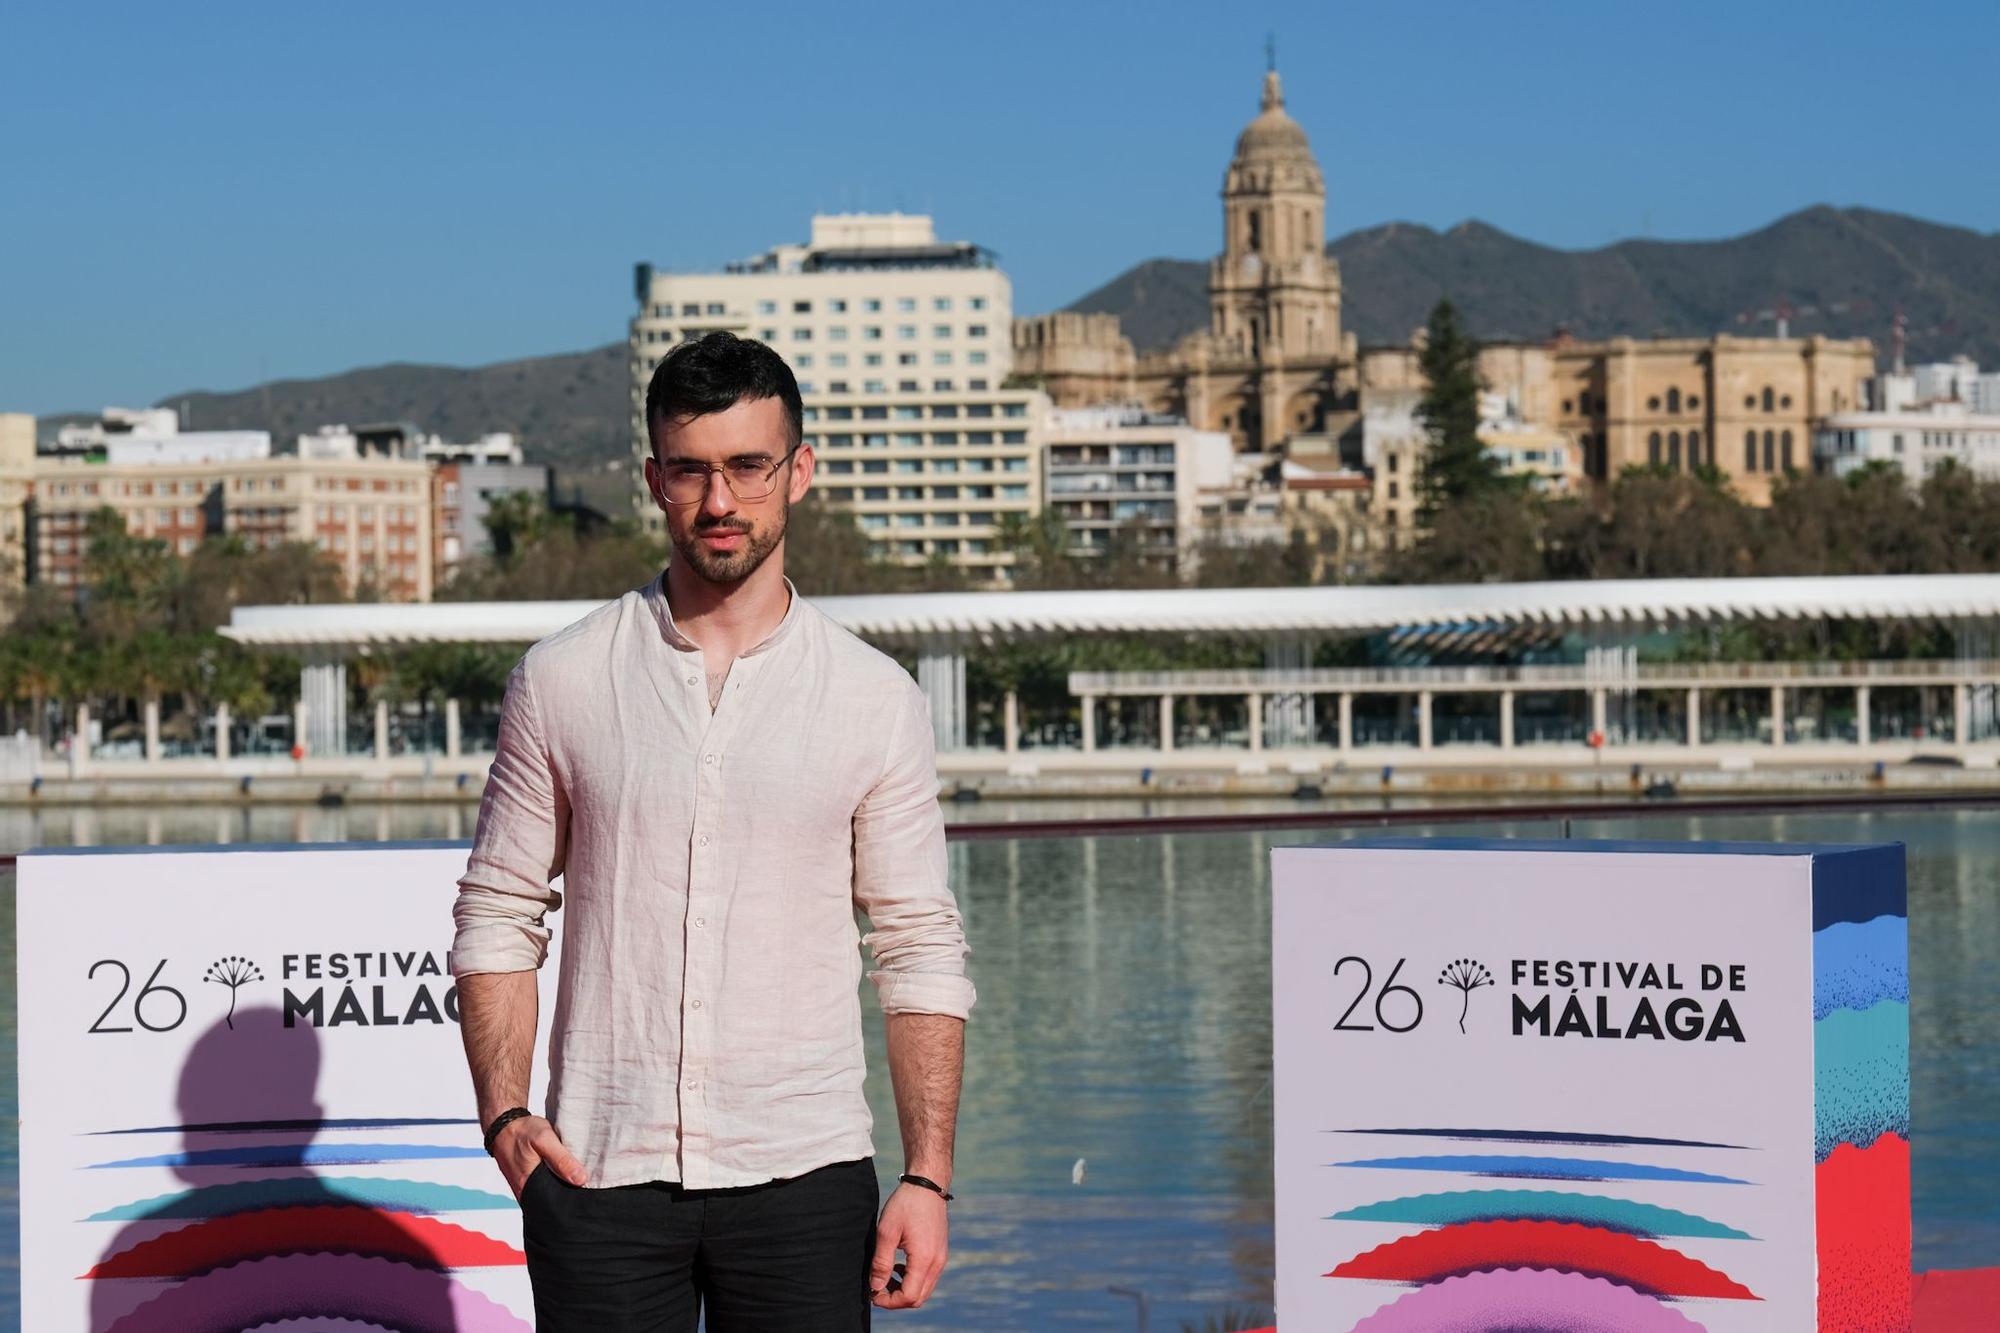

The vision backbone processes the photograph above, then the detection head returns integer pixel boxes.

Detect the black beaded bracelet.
[483,1107,532,1155]
[899,1172,954,1202]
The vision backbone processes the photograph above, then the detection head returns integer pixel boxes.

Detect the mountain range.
[49,206,1995,487]
[1067,206,1999,364]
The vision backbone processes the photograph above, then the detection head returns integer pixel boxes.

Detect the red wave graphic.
[84,1206,523,1279]
[1329,1218,1758,1299]
[1818,1133,1913,1332]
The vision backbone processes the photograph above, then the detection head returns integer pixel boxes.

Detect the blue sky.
[3,0,1993,416]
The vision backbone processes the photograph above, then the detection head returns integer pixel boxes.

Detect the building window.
[968,324,989,338]
[932,431,960,445]
[1561,399,1573,415]
[1761,387,1775,412]
[968,351,988,365]
[898,353,918,366]
[829,352,848,367]
[797,354,814,369]
[1648,431,1662,466]
[1781,430,1794,471]
[828,327,848,341]
[933,297,952,312]
[864,380,885,393]
[1667,431,1681,468]
[969,297,987,311]
[1689,429,1703,464]
[864,353,883,367]
[1763,430,1775,471]
[705,302,724,315]
[1744,430,1758,471]
[1689,395,1701,409]
[759,328,777,341]
[830,380,849,393]
[757,300,776,315]
[792,300,812,314]
[864,327,883,340]
[1647,396,1661,412]
[863,299,882,312]
[792,328,812,341]
[829,299,847,313]
[1666,388,1681,414]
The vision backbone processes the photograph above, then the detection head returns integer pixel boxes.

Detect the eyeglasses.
[656,444,800,506]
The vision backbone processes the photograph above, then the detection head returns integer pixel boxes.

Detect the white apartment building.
[55,406,269,467]
[629,213,1042,581]
[1873,358,2000,415]
[299,423,525,466]
[1815,404,2000,483]
[1043,407,1232,568]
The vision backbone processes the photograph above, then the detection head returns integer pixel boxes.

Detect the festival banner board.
[1271,838,1911,1333]
[17,842,555,1332]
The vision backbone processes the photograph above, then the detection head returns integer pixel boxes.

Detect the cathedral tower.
[1210,66,1343,364]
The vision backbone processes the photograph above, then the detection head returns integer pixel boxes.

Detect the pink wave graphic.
[1348,1267,1710,1332]
[102,1253,529,1333]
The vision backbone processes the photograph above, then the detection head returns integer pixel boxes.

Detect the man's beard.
[671,502,788,585]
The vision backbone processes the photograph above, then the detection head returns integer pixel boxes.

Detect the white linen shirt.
[448,575,975,1190]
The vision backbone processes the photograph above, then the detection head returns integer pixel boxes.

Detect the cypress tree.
[1414,299,1502,519]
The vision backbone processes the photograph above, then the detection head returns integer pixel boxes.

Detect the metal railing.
[1071,659,2000,695]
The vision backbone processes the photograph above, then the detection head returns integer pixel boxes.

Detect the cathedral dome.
[1232,69,1315,164]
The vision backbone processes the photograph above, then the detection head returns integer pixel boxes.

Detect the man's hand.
[869,1182,949,1309]
[492,1113,587,1199]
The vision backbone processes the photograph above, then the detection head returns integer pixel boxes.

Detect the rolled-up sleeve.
[449,658,568,977]
[854,685,976,1020]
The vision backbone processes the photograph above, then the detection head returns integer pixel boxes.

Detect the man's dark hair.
[644,331,803,460]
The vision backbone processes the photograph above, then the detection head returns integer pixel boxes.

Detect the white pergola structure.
[225,574,2000,757]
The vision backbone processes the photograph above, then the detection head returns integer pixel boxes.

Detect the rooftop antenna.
[1265,31,1276,72]
[1891,306,1908,375]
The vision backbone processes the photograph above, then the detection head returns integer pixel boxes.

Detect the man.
[449,331,974,1330]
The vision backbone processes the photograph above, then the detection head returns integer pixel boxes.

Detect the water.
[2,803,1995,1330]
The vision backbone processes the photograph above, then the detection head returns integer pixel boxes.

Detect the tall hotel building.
[629,214,1043,583]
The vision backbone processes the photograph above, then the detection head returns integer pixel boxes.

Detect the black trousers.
[520,1156,878,1332]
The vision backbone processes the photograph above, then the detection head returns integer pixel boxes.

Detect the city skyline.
[4,0,1996,416]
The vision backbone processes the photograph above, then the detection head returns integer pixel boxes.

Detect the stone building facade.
[1015,68,1878,509]
[1014,68,1357,454]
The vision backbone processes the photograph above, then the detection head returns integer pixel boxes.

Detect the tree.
[1414,300,1501,518]
[1390,488,1543,585]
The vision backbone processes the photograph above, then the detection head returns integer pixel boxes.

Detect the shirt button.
[703,753,716,765]
[686,1079,700,1090]
[690,999,702,1009]
[686,675,698,686]
[697,834,710,847]
[694,917,707,928]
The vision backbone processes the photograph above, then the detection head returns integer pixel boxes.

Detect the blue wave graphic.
[1330,1154,1751,1185]
[1331,1188,1755,1238]
[1814,998,1910,1161]
[85,1176,514,1221]
[92,1117,477,1136]
[1813,915,1908,1021]
[88,1143,487,1169]
[1331,1126,1746,1149]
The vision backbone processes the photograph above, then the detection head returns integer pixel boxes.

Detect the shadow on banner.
[84,1004,528,1332]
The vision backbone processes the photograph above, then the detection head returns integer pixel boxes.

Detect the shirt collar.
[645,571,802,658]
